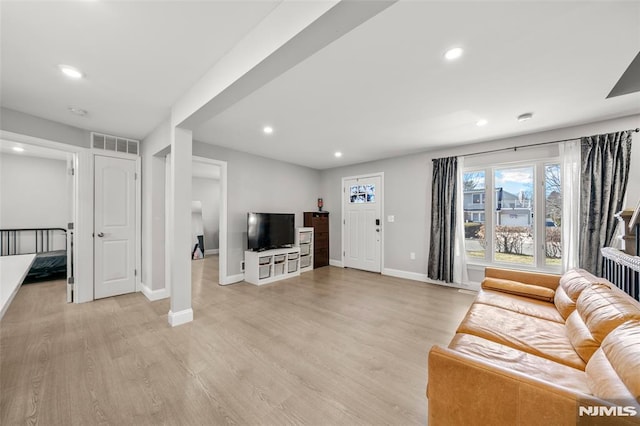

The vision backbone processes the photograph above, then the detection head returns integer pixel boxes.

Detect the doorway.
[191,159,221,259]
[164,154,229,286]
[0,137,76,306]
[342,173,384,273]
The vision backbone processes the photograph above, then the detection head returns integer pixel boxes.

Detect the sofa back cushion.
[585,320,640,402]
[567,284,640,363]
[554,268,605,319]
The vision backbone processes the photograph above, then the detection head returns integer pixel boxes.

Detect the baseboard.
[219,273,244,286]
[382,268,428,282]
[382,268,478,291]
[329,259,344,268]
[204,249,219,255]
[140,282,170,301]
[168,308,193,327]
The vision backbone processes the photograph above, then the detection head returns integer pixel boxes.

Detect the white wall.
[141,120,170,292]
[0,107,90,148]
[0,152,69,230]
[320,114,640,284]
[192,141,321,276]
[192,177,220,251]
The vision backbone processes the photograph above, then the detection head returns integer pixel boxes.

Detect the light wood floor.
[1,256,475,425]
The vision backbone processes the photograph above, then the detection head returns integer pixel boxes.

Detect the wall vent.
[91,132,139,155]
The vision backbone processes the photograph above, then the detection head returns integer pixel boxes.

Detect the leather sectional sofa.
[427,267,640,425]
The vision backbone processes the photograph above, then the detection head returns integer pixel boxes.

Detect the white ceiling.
[194,1,640,169]
[0,0,281,140]
[2,1,640,170]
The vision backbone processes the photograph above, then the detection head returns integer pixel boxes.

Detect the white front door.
[343,175,382,272]
[94,155,136,299]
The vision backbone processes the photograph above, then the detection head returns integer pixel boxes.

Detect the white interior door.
[94,155,136,299]
[344,175,382,272]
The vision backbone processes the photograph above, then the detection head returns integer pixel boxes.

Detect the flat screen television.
[247,213,295,251]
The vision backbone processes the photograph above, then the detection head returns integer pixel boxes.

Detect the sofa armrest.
[485,267,561,290]
[427,345,586,425]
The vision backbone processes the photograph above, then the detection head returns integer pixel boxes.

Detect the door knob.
[97,232,104,237]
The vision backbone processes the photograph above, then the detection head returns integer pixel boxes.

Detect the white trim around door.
[341,172,384,273]
[0,130,91,303]
[192,156,231,285]
[168,155,231,285]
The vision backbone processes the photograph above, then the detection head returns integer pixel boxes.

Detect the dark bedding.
[23,250,67,283]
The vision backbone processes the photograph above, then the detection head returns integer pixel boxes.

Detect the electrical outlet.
[410,252,416,260]
[240,261,245,272]
[388,215,395,223]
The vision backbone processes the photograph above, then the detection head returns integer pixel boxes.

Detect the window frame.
[463,156,562,273]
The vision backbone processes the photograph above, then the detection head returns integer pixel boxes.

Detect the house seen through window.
[463,161,562,269]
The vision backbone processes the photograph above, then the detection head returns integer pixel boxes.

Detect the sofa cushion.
[593,320,640,401]
[475,289,564,323]
[449,333,591,395]
[554,285,575,320]
[456,302,586,370]
[577,284,640,343]
[566,310,600,363]
[554,268,604,319]
[566,284,640,364]
[481,277,555,302]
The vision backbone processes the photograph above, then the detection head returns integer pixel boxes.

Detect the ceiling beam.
[172,0,397,130]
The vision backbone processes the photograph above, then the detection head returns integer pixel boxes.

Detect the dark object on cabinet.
[304,211,329,268]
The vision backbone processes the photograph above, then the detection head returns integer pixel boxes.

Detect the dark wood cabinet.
[304,211,329,268]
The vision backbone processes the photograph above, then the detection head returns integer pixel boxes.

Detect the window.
[349,184,375,203]
[544,164,562,266]
[464,160,562,270]
[463,171,486,260]
[494,166,534,265]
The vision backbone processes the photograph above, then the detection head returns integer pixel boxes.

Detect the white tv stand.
[244,247,300,285]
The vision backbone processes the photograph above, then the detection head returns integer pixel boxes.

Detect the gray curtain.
[579,130,633,276]
[428,156,457,283]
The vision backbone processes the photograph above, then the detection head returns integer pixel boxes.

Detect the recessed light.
[12,147,25,153]
[68,107,88,116]
[334,151,343,158]
[58,64,84,79]
[517,113,534,122]
[476,119,488,127]
[444,47,463,61]
[263,126,274,134]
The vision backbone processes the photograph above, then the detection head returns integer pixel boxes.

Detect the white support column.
[168,126,193,326]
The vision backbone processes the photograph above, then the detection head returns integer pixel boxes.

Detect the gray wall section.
[192,141,322,276]
[1,107,91,148]
[320,114,640,284]
[320,154,429,275]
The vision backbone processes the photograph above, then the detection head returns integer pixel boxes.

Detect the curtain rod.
[462,127,639,158]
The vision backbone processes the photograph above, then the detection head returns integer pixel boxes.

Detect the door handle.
[97,232,104,238]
